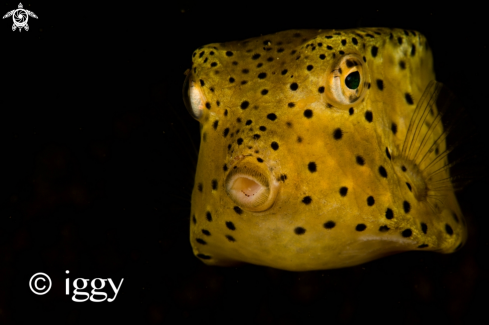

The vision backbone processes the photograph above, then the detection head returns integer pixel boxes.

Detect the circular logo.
[29,272,52,295]
[13,10,27,27]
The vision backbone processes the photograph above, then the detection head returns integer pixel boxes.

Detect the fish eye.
[182,72,205,120]
[325,54,369,108]
[345,71,360,89]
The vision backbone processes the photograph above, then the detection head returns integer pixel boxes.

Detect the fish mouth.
[225,157,280,212]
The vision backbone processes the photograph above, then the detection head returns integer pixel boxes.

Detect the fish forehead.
[191,27,433,145]
[188,28,463,271]
[191,28,428,90]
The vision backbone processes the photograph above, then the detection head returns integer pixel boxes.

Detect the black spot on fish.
[405,93,414,105]
[402,229,412,237]
[365,111,373,122]
[197,254,211,260]
[371,46,378,57]
[356,156,365,166]
[356,224,367,231]
[226,221,236,230]
[333,128,343,140]
[267,113,277,121]
[376,79,384,90]
[324,221,336,229]
[421,223,427,234]
[308,162,317,172]
[196,238,207,245]
[391,123,398,135]
[445,224,453,235]
[241,101,249,109]
[367,196,375,206]
[403,201,411,213]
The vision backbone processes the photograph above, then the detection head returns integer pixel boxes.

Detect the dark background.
[1,2,488,324]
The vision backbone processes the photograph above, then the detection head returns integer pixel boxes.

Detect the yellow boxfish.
[182,28,469,271]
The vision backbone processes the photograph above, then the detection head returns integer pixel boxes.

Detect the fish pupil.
[345,71,360,89]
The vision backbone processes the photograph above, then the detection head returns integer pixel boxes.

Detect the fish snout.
[224,156,280,212]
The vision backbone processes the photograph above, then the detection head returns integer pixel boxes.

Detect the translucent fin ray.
[402,80,487,193]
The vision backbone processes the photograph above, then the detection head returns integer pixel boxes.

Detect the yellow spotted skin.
[186,28,467,271]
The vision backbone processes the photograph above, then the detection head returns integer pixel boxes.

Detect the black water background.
[1,3,488,324]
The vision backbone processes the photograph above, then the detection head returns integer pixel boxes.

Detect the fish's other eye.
[345,71,360,89]
[325,54,369,108]
[182,71,205,120]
